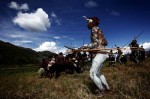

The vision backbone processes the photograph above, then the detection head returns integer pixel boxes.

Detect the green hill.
[0,40,56,66]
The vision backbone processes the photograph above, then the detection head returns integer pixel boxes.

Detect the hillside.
[0,40,56,66]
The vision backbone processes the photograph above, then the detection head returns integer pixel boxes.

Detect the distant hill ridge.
[0,40,56,65]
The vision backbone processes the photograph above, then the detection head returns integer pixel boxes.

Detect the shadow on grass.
[84,80,100,95]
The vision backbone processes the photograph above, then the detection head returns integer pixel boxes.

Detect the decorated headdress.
[83,16,100,29]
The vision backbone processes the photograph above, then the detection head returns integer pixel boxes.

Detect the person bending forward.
[84,16,110,92]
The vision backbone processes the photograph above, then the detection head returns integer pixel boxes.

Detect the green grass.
[0,58,150,99]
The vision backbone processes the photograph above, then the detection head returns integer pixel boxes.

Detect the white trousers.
[90,53,110,91]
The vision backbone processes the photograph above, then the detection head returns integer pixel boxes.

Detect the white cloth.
[37,68,45,76]
[90,53,110,91]
[47,58,55,70]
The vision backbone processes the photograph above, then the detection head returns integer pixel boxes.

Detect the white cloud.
[51,11,61,25]
[20,3,29,10]
[8,1,29,11]
[34,41,67,54]
[140,42,150,51]
[54,36,60,39]
[13,8,50,32]
[122,47,131,55]
[13,40,32,46]
[51,11,57,18]
[9,33,27,38]
[111,11,120,16]
[55,19,61,25]
[85,1,98,8]
[13,40,32,43]
[8,1,18,9]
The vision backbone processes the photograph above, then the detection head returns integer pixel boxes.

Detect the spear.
[122,31,144,48]
[64,46,126,53]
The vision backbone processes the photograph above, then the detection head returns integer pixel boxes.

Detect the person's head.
[117,47,120,50]
[59,52,63,55]
[85,17,100,29]
[132,39,137,44]
[110,50,112,53]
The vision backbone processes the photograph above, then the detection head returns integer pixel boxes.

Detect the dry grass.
[0,58,150,99]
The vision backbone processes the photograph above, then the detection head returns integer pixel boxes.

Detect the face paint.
[88,19,93,23]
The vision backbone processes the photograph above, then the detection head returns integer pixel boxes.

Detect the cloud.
[13,8,50,32]
[34,41,67,54]
[13,40,32,44]
[53,36,60,39]
[51,11,61,25]
[122,47,131,55]
[12,40,32,46]
[51,11,57,18]
[9,33,28,38]
[85,1,98,8]
[111,11,120,16]
[53,35,74,40]
[8,1,29,11]
[140,42,150,51]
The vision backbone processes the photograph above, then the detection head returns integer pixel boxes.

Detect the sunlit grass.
[0,58,150,99]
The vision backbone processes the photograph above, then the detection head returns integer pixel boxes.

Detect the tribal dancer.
[83,16,110,95]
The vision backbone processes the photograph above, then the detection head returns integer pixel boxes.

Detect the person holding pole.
[83,16,110,96]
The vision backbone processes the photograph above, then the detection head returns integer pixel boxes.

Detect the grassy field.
[0,58,150,99]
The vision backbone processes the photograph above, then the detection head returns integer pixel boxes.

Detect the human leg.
[96,54,110,90]
[90,61,104,90]
[90,54,109,91]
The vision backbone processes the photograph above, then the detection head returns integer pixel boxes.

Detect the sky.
[0,0,150,54]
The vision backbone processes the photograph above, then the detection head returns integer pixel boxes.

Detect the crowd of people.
[108,40,146,66]
[37,51,89,78]
[38,43,146,78]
